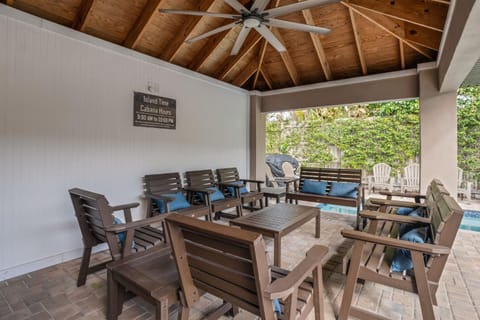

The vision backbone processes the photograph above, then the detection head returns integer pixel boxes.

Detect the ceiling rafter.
[300,5,333,81]
[348,7,367,75]
[399,40,405,69]
[187,30,231,71]
[430,0,450,5]
[253,40,269,89]
[342,2,433,59]
[3,0,13,5]
[160,0,217,62]
[124,0,167,49]
[272,29,300,86]
[217,33,263,80]
[72,0,95,31]
[233,61,258,87]
[260,68,273,90]
[348,0,446,32]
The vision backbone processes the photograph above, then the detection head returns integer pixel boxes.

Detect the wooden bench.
[285,167,363,229]
[339,179,464,320]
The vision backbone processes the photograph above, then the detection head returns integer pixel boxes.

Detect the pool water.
[317,204,480,232]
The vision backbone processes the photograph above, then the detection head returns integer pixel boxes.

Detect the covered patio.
[1,0,480,319]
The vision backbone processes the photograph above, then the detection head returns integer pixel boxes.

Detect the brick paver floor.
[0,210,479,320]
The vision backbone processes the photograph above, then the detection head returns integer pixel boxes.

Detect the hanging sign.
[133,92,176,129]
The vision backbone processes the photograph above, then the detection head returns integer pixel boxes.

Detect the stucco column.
[249,94,266,180]
[419,68,457,196]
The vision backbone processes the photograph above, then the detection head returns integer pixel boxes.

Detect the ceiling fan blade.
[265,0,338,18]
[186,22,239,43]
[160,9,239,19]
[231,26,252,55]
[251,0,270,12]
[224,0,249,13]
[256,24,286,52]
[265,18,330,34]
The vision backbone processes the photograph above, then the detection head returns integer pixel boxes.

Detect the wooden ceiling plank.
[348,0,446,32]
[272,29,300,86]
[399,40,405,69]
[4,0,14,5]
[342,2,433,59]
[260,68,273,90]
[348,7,367,75]
[187,30,231,71]
[301,7,333,81]
[253,40,269,89]
[217,33,263,80]
[72,0,95,31]
[160,0,217,62]
[233,61,258,87]
[124,0,167,49]
[430,0,450,5]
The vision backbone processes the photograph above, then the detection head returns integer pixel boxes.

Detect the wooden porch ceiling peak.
[124,0,167,49]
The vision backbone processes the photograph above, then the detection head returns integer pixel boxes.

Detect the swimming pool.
[317,204,480,232]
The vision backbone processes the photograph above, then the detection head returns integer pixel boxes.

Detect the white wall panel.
[0,7,249,279]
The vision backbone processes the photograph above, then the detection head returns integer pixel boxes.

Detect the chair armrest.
[341,229,450,255]
[219,182,244,188]
[264,245,328,299]
[239,178,264,184]
[111,202,140,211]
[183,186,215,194]
[360,210,431,224]
[105,213,172,233]
[368,198,428,208]
[285,178,300,192]
[145,193,176,202]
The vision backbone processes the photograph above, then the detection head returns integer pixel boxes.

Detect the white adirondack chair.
[401,163,420,193]
[281,161,298,179]
[458,167,472,200]
[368,163,394,192]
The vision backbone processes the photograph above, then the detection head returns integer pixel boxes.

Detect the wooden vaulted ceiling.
[1,0,450,91]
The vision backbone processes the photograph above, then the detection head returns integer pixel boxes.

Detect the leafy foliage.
[266,86,479,179]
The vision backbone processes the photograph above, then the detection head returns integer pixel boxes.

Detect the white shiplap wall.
[0,6,249,280]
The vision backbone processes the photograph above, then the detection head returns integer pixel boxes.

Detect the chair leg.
[412,252,435,320]
[338,240,365,320]
[236,204,243,217]
[77,246,92,287]
[177,304,190,320]
[155,297,169,320]
[313,265,325,320]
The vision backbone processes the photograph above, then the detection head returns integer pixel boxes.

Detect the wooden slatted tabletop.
[230,203,320,267]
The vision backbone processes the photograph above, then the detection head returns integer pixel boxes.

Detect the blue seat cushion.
[328,182,358,199]
[398,207,426,236]
[301,179,327,195]
[391,226,428,272]
[198,187,225,202]
[227,181,248,196]
[155,192,191,213]
[113,217,126,245]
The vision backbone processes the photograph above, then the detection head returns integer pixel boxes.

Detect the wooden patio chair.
[144,172,211,220]
[368,163,394,193]
[401,163,420,193]
[339,179,464,320]
[165,214,329,320]
[263,163,289,206]
[216,167,264,210]
[69,188,168,287]
[184,169,243,220]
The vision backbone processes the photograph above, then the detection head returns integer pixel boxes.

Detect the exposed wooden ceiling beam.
[301,6,333,81]
[260,68,273,90]
[72,0,95,31]
[272,29,300,86]
[217,32,263,80]
[187,29,231,71]
[233,61,258,87]
[342,2,433,59]
[124,0,167,49]
[348,7,367,75]
[4,0,14,5]
[430,0,450,5]
[253,40,269,89]
[348,0,446,32]
[160,0,217,62]
[399,40,405,69]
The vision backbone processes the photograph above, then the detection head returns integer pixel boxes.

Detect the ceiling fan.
[160,0,335,55]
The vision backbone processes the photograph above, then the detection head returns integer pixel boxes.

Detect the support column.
[249,94,266,180]
[419,68,457,196]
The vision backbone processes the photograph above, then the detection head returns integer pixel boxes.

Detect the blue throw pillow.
[398,207,426,236]
[155,192,191,213]
[301,179,327,195]
[198,187,225,202]
[113,217,126,245]
[396,207,415,215]
[273,298,282,313]
[391,227,428,272]
[328,182,358,199]
[227,181,248,196]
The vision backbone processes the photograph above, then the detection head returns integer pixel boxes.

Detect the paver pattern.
[0,209,479,320]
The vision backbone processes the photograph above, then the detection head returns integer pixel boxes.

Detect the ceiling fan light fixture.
[243,16,262,28]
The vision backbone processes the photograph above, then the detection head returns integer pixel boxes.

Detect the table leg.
[315,211,320,238]
[265,197,269,207]
[274,233,281,267]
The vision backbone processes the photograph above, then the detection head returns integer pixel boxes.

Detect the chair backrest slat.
[144,172,183,194]
[216,168,240,183]
[185,170,216,188]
